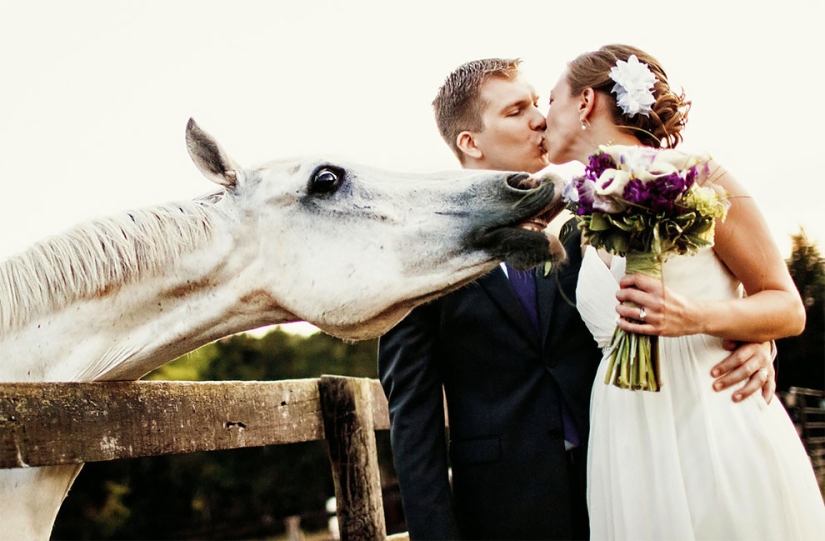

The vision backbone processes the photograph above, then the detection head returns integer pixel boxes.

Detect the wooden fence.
[0,376,407,541]
[783,386,825,489]
[3,380,823,540]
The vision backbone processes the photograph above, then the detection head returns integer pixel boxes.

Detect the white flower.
[649,148,712,171]
[609,55,657,118]
[594,169,632,198]
[601,145,657,174]
[562,178,580,203]
[592,193,626,214]
[599,145,711,182]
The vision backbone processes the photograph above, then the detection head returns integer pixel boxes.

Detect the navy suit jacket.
[379,227,602,540]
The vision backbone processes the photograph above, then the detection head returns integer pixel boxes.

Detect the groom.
[378,58,776,540]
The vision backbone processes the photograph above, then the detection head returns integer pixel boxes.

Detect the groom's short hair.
[433,58,521,162]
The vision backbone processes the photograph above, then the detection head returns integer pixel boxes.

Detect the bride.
[542,43,825,539]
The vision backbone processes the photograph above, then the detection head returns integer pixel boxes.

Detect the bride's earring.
[580,117,588,130]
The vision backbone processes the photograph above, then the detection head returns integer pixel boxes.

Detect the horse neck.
[0,224,297,383]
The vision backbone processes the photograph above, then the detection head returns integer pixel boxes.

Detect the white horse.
[0,119,566,539]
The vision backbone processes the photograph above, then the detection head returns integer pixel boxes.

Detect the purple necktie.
[506,264,539,332]
[506,264,580,448]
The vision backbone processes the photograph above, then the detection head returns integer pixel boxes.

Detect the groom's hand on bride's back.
[710,341,776,404]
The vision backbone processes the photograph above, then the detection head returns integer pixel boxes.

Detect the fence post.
[319,375,386,541]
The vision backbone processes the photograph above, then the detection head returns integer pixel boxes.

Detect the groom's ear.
[456,130,483,160]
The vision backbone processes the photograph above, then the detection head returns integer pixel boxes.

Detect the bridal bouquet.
[565,145,729,391]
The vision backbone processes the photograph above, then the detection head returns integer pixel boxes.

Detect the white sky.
[1,0,822,268]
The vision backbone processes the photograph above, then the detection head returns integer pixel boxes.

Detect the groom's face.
[471,76,549,174]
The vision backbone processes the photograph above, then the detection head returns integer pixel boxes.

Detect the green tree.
[53,328,388,540]
[777,229,825,392]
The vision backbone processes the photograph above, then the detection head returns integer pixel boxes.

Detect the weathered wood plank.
[320,375,386,541]
[0,379,325,468]
[369,378,390,431]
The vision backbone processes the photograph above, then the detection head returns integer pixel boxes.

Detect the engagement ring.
[639,307,646,321]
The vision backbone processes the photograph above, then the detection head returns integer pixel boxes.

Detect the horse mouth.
[514,197,564,233]
[474,178,567,270]
[517,218,550,233]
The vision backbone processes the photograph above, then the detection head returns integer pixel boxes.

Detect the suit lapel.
[478,266,542,348]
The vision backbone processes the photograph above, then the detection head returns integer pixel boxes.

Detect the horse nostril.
[506,172,537,190]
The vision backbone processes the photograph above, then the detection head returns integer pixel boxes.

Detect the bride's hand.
[614,272,702,337]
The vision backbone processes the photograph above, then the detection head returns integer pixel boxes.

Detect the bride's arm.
[615,162,805,342]
[708,164,805,339]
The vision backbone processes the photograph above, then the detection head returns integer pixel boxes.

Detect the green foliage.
[147,345,217,381]
[53,328,384,540]
[577,209,715,258]
[786,230,825,306]
[777,229,825,392]
[147,329,379,383]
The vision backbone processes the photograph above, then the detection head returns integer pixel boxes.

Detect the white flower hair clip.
[609,54,657,118]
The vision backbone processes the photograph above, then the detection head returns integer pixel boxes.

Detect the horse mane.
[0,192,225,331]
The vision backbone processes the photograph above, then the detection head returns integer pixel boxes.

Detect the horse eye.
[310,167,343,194]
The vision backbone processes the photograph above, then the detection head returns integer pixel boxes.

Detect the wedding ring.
[638,307,646,321]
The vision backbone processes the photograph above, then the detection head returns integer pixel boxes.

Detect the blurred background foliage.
[778,229,825,393]
[51,229,823,539]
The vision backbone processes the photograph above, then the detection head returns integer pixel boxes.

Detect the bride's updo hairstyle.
[567,44,690,148]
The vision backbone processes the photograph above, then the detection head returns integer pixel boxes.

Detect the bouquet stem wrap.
[604,251,663,391]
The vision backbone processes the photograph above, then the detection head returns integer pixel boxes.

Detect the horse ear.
[185,118,242,189]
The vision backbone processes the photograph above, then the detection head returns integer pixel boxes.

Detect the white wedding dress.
[577,246,825,540]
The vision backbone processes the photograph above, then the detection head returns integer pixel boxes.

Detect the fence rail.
[3,380,823,539]
[0,376,403,541]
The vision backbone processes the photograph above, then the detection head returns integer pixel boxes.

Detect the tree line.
[777,229,825,393]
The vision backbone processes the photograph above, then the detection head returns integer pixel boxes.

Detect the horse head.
[186,119,567,340]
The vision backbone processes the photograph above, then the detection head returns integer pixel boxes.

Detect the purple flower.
[586,152,616,180]
[622,169,696,213]
[573,176,595,214]
[623,178,649,206]
[685,166,697,189]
